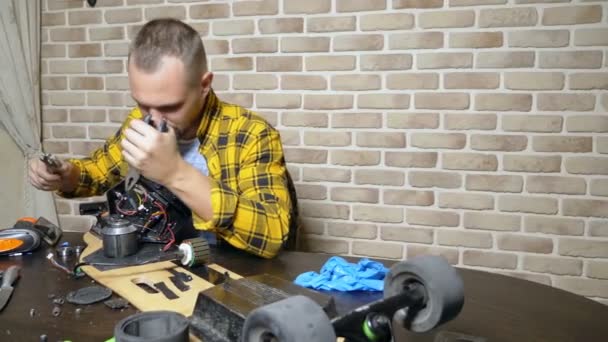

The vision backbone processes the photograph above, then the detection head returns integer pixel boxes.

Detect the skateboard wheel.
[383,255,464,333]
[241,295,336,342]
[179,237,210,267]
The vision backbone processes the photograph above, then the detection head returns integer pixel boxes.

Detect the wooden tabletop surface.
[0,232,606,341]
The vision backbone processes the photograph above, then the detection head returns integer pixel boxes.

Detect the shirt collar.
[196,88,220,139]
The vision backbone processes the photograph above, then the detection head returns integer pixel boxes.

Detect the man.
[29,19,296,258]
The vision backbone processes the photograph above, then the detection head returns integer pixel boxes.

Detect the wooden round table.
[0,233,606,341]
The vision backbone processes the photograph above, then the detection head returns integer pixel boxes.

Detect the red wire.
[115,200,136,216]
[154,201,168,231]
[162,223,176,252]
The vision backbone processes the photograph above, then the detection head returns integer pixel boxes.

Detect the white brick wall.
[41,0,608,303]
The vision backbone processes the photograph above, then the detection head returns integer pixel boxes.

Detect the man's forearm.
[165,159,214,221]
[59,161,81,193]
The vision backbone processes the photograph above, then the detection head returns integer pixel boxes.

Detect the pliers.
[40,153,61,172]
[124,115,168,192]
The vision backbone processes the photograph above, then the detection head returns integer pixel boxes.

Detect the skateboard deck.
[81,233,346,342]
[79,232,241,317]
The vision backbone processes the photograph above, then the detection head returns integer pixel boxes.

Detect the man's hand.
[121,118,183,186]
[28,158,76,192]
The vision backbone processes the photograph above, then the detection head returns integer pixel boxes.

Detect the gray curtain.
[0,0,58,224]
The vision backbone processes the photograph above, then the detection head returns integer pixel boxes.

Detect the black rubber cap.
[66,286,112,305]
[114,311,189,342]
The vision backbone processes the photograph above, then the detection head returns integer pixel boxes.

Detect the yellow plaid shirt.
[60,90,295,258]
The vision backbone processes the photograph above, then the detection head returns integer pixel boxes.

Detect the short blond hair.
[128,18,207,86]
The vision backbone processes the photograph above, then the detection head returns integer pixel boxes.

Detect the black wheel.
[384,255,464,333]
[241,295,336,342]
[179,237,210,267]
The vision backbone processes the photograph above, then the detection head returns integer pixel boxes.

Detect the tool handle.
[158,119,168,132]
[40,153,62,171]
[141,114,151,124]
[1,266,20,287]
[142,114,168,132]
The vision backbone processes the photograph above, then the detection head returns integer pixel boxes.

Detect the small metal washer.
[56,246,74,259]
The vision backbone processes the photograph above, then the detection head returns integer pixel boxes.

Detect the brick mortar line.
[42,1,608,295]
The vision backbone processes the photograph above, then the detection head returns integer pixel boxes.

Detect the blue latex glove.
[294,256,389,292]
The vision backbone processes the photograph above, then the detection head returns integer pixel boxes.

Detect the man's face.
[128,56,209,139]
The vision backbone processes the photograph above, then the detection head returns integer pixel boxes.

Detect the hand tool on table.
[1,217,62,256]
[0,265,20,311]
[124,115,168,192]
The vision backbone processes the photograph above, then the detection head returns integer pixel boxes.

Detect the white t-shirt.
[178,138,217,244]
[178,138,209,176]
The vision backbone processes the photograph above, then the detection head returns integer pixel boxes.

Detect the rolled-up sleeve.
[192,126,292,259]
[57,109,141,198]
